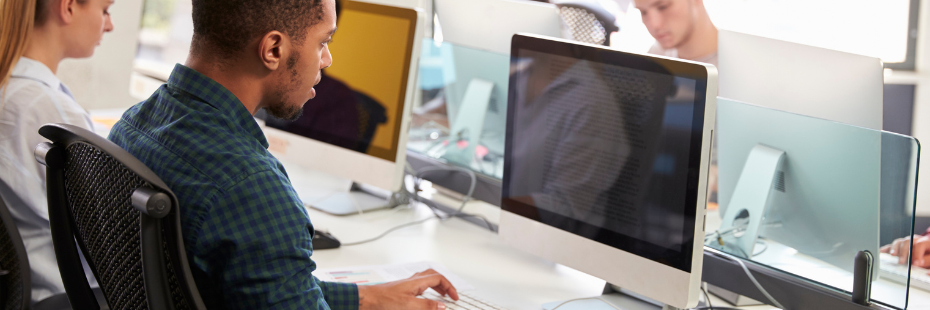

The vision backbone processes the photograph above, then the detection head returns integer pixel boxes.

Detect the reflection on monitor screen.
[264,4,414,162]
[504,49,703,270]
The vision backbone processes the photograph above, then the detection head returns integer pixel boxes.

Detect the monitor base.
[308,183,410,216]
[541,285,687,310]
[541,296,683,310]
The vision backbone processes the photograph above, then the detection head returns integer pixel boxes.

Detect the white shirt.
[0,57,94,304]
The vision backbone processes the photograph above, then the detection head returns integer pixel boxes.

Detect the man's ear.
[259,31,287,71]
[57,0,76,24]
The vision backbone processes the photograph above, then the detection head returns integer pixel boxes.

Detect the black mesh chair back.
[552,0,619,46]
[35,123,206,310]
[0,184,30,310]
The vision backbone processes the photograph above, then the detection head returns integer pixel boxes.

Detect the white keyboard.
[879,253,930,291]
[420,290,508,310]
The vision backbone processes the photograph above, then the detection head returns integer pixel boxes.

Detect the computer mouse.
[312,229,341,250]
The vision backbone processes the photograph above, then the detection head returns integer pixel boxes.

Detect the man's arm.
[318,278,360,310]
[194,169,346,310]
[196,168,459,310]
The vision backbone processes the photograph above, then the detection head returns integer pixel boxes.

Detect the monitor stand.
[443,78,494,165]
[541,285,690,310]
[308,182,410,216]
[717,144,785,258]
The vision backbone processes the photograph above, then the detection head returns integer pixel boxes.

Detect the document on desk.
[313,261,475,291]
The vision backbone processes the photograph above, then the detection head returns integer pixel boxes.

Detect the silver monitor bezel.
[499,33,716,308]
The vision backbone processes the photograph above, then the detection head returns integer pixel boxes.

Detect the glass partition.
[407,38,508,179]
[707,98,920,309]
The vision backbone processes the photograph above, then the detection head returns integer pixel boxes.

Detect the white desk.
[282,159,778,310]
[706,209,930,309]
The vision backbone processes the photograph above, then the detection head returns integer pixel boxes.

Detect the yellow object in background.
[325,3,413,160]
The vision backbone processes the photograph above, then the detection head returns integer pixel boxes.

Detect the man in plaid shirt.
[109,0,458,309]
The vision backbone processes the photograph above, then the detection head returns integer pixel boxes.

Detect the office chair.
[551,0,619,46]
[353,91,388,152]
[0,186,30,310]
[35,123,206,310]
[0,181,82,310]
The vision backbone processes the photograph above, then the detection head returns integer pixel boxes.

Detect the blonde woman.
[0,0,113,305]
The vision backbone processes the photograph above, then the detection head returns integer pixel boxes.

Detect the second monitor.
[262,0,424,215]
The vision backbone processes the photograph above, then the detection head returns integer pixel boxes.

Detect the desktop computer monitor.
[261,1,424,215]
[717,30,884,131]
[500,34,717,309]
[415,0,562,172]
[715,97,882,281]
[434,0,562,55]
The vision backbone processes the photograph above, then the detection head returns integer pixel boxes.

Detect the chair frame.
[0,183,31,310]
[35,123,205,310]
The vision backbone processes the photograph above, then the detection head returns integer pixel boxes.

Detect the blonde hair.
[0,0,37,90]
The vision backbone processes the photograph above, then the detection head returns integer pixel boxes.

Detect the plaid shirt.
[109,64,359,310]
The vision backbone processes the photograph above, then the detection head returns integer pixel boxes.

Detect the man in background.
[635,0,718,66]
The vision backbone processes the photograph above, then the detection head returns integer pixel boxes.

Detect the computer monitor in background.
[715,98,882,282]
[435,0,562,55]
[717,30,884,131]
[262,1,424,215]
[413,0,562,173]
[501,34,717,309]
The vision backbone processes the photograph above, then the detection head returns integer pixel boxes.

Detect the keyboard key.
[419,291,507,310]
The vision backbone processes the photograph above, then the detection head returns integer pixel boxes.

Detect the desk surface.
[282,159,779,310]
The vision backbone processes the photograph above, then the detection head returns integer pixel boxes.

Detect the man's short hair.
[191,0,325,58]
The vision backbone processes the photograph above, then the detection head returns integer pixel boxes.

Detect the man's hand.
[358,269,459,310]
[881,235,930,268]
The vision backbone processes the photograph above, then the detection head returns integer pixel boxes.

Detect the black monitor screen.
[502,35,710,272]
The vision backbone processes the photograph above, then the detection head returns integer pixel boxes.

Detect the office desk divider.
[710,98,919,309]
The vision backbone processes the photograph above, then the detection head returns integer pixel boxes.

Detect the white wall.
[57,0,143,110]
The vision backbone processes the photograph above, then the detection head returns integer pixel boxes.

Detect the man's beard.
[264,51,305,121]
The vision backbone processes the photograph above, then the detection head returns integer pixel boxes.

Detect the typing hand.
[880,235,930,268]
[358,269,459,310]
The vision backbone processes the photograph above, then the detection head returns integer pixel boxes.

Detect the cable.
[753,240,768,256]
[716,251,787,309]
[341,163,487,246]
[410,192,493,231]
[701,285,714,310]
[550,297,622,310]
[340,216,436,246]
[409,164,494,230]
[414,165,476,214]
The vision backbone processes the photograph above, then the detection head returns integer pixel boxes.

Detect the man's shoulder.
[110,90,280,191]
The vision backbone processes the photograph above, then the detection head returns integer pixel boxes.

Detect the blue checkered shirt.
[109,64,359,310]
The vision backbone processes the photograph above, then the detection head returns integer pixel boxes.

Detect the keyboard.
[879,253,930,291]
[420,290,508,310]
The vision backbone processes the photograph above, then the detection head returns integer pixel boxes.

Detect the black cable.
[409,165,495,231]
[342,163,490,246]
[412,193,493,231]
[753,240,768,256]
[700,285,714,310]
